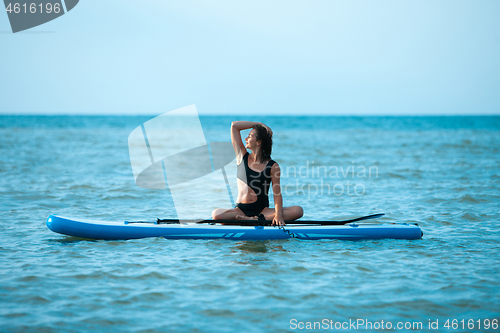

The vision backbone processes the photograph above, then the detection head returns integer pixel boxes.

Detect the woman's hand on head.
[261,123,273,137]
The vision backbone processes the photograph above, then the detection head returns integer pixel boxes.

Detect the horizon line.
[1,113,500,117]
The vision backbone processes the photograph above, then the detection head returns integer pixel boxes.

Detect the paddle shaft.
[146,213,385,226]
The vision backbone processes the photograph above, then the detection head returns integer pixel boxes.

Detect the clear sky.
[1,1,499,115]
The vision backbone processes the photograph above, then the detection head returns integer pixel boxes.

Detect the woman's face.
[245,130,260,149]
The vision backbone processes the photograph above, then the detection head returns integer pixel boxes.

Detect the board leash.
[256,214,298,239]
[276,224,298,239]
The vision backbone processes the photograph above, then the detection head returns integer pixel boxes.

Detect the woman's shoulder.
[268,159,278,169]
[269,160,280,176]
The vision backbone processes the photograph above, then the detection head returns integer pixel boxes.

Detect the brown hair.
[252,124,272,163]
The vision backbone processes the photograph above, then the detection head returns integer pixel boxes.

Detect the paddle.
[149,213,385,226]
[300,213,385,225]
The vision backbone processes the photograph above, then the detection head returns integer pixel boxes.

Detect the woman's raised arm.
[231,121,260,158]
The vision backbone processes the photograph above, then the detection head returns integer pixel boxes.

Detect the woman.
[211,121,303,226]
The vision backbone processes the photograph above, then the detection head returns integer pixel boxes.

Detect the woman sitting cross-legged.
[211,121,303,226]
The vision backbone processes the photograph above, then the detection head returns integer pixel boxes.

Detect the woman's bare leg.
[212,206,304,221]
[212,207,245,220]
[235,215,258,220]
[260,206,304,221]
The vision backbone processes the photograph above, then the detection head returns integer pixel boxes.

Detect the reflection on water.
[48,236,98,244]
[232,240,288,254]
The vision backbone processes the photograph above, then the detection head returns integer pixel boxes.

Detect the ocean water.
[1,115,499,332]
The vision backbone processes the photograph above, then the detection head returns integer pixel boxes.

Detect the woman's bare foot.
[235,215,258,220]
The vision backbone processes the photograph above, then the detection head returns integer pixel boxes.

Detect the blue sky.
[1,1,499,115]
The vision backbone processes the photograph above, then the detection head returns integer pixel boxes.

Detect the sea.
[1,115,499,332]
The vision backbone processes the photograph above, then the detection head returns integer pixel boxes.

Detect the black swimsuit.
[235,152,276,217]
